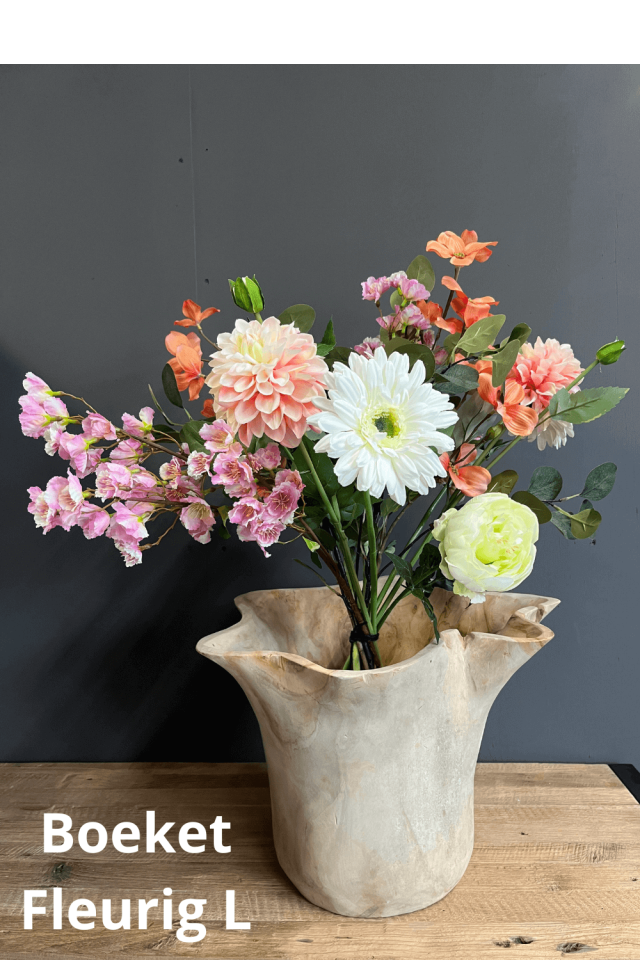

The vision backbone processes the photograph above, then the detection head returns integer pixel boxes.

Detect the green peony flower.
[433,492,538,604]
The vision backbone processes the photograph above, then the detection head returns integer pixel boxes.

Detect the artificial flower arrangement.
[20,230,627,670]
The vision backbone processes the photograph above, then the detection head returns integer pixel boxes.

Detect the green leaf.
[570,507,602,539]
[324,345,352,370]
[487,469,518,495]
[380,498,402,518]
[581,462,617,501]
[528,466,563,501]
[162,363,184,409]
[389,289,403,308]
[406,254,436,292]
[551,510,576,540]
[440,364,479,392]
[179,420,207,452]
[442,332,461,362]
[491,339,521,388]
[511,490,552,523]
[217,524,231,540]
[316,318,336,357]
[507,323,532,347]
[457,315,506,356]
[596,339,626,365]
[303,536,321,553]
[384,551,414,586]
[148,383,180,425]
[384,340,435,379]
[548,386,629,423]
[244,276,265,313]
[278,304,316,333]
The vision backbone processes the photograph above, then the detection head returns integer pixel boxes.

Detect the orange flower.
[417,299,463,335]
[175,299,220,328]
[441,276,499,327]
[426,230,498,267]
[200,398,215,419]
[477,374,538,437]
[165,331,205,400]
[440,443,491,498]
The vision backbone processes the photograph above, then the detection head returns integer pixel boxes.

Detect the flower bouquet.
[20,229,628,671]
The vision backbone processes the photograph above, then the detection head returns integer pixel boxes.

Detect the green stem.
[298,443,339,525]
[485,435,521,471]
[441,266,460,321]
[363,492,378,633]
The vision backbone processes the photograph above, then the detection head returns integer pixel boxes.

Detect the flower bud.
[486,424,504,440]
[228,276,265,314]
[596,339,625,365]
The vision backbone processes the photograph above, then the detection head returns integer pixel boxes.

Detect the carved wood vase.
[197,584,559,918]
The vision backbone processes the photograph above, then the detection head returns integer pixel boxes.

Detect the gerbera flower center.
[372,410,400,438]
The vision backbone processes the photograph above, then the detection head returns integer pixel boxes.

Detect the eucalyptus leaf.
[507,323,532,346]
[162,363,184,409]
[550,510,576,540]
[442,332,461,361]
[384,340,435,379]
[581,462,617,501]
[570,507,602,539]
[406,254,436,292]
[441,364,479,392]
[548,386,629,423]
[389,289,403,308]
[278,303,316,333]
[457,314,506,356]
[511,490,552,523]
[528,466,563,501]
[487,469,518,495]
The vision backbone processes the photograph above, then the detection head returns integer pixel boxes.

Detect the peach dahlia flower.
[205,316,328,448]
[509,338,583,413]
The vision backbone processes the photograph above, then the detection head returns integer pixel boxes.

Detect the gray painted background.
[1,65,638,765]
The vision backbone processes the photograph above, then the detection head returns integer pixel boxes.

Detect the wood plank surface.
[1,762,639,959]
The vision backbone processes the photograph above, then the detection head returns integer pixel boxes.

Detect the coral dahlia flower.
[205,316,328,448]
[307,348,457,506]
[165,331,205,400]
[509,338,583,414]
[426,230,497,267]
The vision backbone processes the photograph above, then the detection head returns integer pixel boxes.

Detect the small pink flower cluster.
[361,271,430,305]
[361,273,436,346]
[187,425,305,557]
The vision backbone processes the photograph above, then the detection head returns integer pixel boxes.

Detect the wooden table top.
[1,762,639,959]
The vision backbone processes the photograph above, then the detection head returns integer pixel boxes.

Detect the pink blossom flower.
[274,468,304,492]
[29,472,84,532]
[206,316,328,448]
[212,451,256,497]
[159,457,183,485]
[164,474,201,501]
[187,450,214,479]
[361,276,391,302]
[110,438,142,466]
[95,462,132,500]
[57,433,103,478]
[247,514,286,557]
[19,395,68,438]
[23,373,54,400]
[180,498,216,544]
[263,481,300,523]
[378,303,427,333]
[387,271,407,285]
[354,337,382,359]
[398,277,430,302]
[228,496,262,525]
[127,469,160,505]
[121,407,155,440]
[421,327,436,349]
[106,502,148,566]
[82,412,117,440]
[77,503,110,539]
[199,419,236,453]
[509,338,583,414]
[252,443,282,470]
[43,421,66,456]
[434,347,449,365]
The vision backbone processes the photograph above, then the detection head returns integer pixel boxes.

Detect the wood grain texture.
[1,762,639,958]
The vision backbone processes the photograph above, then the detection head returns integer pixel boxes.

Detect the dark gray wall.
[1,65,638,764]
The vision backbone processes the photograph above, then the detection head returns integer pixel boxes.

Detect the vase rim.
[197,585,560,680]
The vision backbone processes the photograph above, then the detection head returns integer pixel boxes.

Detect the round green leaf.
[570,507,602,539]
[406,254,436,292]
[278,304,316,333]
[581,462,617,501]
[511,490,552,523]
[528,466,563,501]
[487,469,518,495]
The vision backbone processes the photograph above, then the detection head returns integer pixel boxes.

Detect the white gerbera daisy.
[307,347,457,506]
